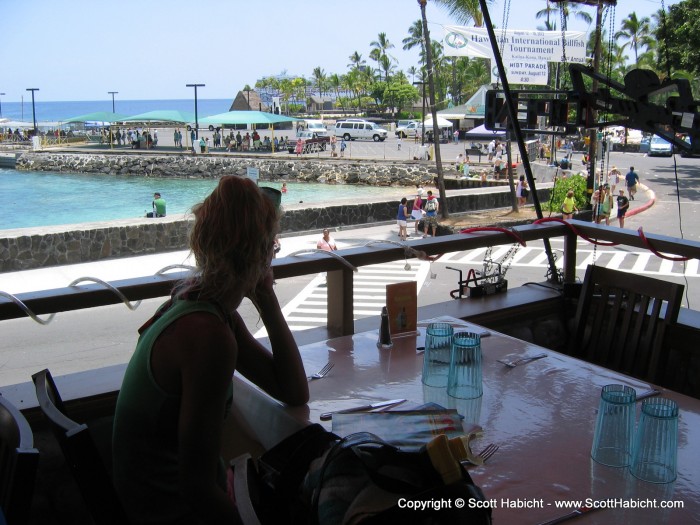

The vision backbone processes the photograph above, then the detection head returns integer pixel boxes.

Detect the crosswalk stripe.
[254,261,431,336]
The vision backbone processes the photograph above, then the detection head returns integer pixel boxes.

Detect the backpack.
[425,199,437,212]
[231,424,492,525]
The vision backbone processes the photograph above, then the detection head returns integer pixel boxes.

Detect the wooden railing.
[3,220,700,335]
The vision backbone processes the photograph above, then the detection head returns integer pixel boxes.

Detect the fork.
[307,362,334,381]
[498,353,547,368]
[477,443,499,462]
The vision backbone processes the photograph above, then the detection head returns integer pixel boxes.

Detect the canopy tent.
[465,124,506,141]
[422,115,453,128]
[198,111,300,126]
[120,110,195,124]
[62,111,128,123]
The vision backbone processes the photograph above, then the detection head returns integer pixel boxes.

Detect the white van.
[334,120,388,141]
[302,119,329,137]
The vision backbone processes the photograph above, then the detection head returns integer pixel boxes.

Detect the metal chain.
[481,242,520,283]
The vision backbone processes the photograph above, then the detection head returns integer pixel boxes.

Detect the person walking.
[561,190,578,220]
[516,175,528,207]
[625,166,639,200]
[397,197,409,241]
[397,135,402,151]
[423,190,439,238]
[617,189,630,228]
[411,191,424,235]
[316,229,337,251]
[597,184,613,225]
[340,138,347,157]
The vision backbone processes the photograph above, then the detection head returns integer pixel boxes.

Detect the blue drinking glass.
[421,323,454,387]
[590,384,636,467]
[630,398,679,483]
[447,332,482,399]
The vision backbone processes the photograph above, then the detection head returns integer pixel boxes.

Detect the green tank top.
[113,298,233,524]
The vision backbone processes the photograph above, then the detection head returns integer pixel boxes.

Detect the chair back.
[571,265,684,384]
[31,369,130,525]
[0,394,39,525]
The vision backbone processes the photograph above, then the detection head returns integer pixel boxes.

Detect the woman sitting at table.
[112,177,309,525]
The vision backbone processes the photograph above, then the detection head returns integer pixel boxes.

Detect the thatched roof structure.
[229,90,268,111]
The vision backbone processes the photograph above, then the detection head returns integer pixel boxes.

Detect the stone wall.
[16,152,438,187]
[0,188,549,272]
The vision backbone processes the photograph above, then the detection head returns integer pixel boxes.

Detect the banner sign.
[490,60,550,85]
[443,26,587,63]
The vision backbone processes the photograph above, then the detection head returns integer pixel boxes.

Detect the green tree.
[312,67,326,97]
[615,12,651,66]
[655,0,700,78]
[432,0,494,27]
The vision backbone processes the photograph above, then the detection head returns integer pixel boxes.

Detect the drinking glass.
[590,384,636,467]
[630,398,679,483]
[447,331,482,399]
[421,323,454,387]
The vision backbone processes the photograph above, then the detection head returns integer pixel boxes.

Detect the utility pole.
[587,2,605,213]
[418,0,448,218]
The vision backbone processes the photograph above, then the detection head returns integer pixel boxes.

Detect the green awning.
[63,111,129,123]
[199,110,300,126]
[120,110,195,123]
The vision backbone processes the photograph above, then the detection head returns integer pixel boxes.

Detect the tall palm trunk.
[419,0,448,218]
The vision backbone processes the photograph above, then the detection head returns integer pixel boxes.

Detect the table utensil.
[477,443,499,462]
[591,384,636,467]
[421,323,453,387]
[307,362,334,381]
[320,399,406,421]
[497,353,547,368]
[447,332,482,399]
[630,397,679,483]
[536,506,598,525]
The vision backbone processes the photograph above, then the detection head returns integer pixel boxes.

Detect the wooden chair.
[0,395,39,525]
[31,369,130,525]
[570,265,684,385]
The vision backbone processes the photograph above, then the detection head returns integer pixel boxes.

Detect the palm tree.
[312,67,326,97]
[407,66,418,84]
[347,51,366,71]
[403,20,424,55]
[328,73,345,112]
[432,0,493,27]
[615,12,651,66]
[371,32,396,82]
[536,1,592,30]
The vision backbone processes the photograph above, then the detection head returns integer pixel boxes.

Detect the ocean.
[0,98,233,124]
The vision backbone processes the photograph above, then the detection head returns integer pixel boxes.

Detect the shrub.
[544,174,588,213]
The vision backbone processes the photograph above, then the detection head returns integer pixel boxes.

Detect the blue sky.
[1,0,677,102]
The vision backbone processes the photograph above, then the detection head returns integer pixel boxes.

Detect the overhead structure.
[62,112,128,124]
[198,111,300,127]
[119,110,195,124]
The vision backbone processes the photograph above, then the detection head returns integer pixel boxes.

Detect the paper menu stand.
[386,281,418,337]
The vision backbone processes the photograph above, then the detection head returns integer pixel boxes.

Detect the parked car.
[301,119,329,137]
[395,121,423,138]
[334,120,388,141]
[648,135,673,157]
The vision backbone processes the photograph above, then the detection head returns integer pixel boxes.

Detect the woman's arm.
[234,270,309,406]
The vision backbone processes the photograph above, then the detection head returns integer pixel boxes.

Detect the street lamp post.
[186,83,205,139]
[0,92,5,118]
[26,88,39,136]
[108,91,118,113]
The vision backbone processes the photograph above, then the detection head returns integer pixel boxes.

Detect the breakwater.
[3,151,548,272]
[15,152,437,186]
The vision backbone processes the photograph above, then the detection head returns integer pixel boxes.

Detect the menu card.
[386,281,418,336]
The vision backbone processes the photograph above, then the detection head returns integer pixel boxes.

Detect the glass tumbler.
[447,332,483,399]
[590,384,636,467]
[630,398,679,483]
[421,323,454,387]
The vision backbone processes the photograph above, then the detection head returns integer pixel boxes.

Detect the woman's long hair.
[181,176,278,305]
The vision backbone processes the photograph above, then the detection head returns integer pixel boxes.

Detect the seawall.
[0,187,549,272]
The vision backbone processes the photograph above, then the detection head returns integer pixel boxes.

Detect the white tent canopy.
[422,116,453,128]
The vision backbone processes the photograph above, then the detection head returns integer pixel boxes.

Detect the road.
[1,148,698,387]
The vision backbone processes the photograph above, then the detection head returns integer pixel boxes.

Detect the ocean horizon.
[0,98,234,124]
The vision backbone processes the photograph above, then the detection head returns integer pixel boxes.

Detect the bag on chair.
[231,425,492,525]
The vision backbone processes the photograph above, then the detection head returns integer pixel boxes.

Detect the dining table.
[230,316,700,524]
